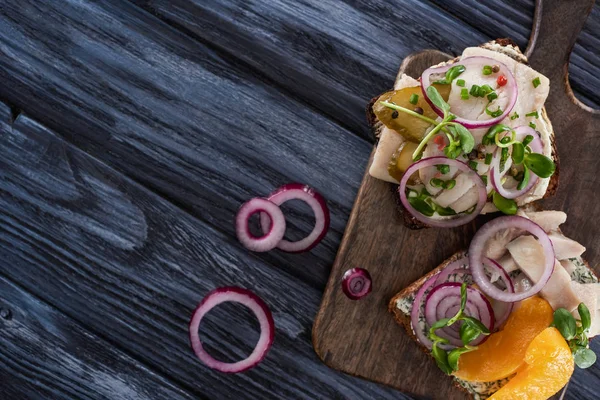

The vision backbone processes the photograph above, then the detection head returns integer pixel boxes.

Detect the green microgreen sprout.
[428,283,489,375]
[552,303,597,369]
[532,77,541,88]
[434,65,466,85]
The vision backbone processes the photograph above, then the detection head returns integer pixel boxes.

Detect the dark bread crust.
[369,38,560,229]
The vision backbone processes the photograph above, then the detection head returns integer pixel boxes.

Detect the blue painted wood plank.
[0,276,195,400]
[131,0,487,137]
[0,113,407,399]
[0,0,370,292]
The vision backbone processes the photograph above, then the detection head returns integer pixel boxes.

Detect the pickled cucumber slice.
[388,141,419,182]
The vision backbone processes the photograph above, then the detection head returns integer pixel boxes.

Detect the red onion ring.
[425,283,494,347]
[410,276,438,349]
[189,287,275,373]
[421,56,517,129]
[490,126,544,199]
[399,157,487,228]
[435,298,481,342]
[341,268,372,300]
[469,216,555,302]
[434,257,470,286]
[483,258,515,328]
[260,183,330,253]
[236,198,286,252]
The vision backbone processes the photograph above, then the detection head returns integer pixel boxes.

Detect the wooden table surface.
[0,1,598,399]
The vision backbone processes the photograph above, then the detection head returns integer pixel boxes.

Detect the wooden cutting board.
[313,0,599,398]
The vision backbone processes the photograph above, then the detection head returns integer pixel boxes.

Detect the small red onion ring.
[421,56,517,129]
[341,268,372,300]
[490,126,544,199]
[483,258,515,328]
[189,287,275,373]
[260,183,330,253]
[410,276,438,349]
[236,198,286,252]
[399,157,487,228]
[434,257,470,286]
[425,283,494,347]
[469,216,555,302]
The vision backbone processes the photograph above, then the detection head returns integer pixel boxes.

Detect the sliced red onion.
[469,216,555,302]
[425,283,494,347]
[260,183,330,253]
[189,287,274,373]
[484,258,514,328]
[434,257,470,286]
[436,297,481,342]
[236,198,286,252]
[410,276,438,349]
[399,157,487,228]
[341,268,372,300]
[421,56,517,129]
[489,126,544,199]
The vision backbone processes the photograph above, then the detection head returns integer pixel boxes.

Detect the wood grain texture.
[130,0,599,141]
[314,0,600,398]
[0,276,195,400]
[0,112,405,399]
[0,0,369,293]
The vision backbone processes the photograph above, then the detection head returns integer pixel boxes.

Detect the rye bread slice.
[388,251,597,399]
[367,39,560,230]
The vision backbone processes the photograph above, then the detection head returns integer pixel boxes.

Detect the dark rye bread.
[367,39,560,230]
[388,250,597,399]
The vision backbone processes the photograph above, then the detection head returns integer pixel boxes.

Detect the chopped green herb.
[482,65,493,75]
[480,84,494,95]
[460,88,469,100]
[456,79,465,87]
[436,164,450,174]
[500,136,511,144]
[526,111,539,118]
[430,178,445,188]
[532,77,541,88]
[485,153,493,165]
[407,195,435,216]
[517,167,530,190]
[468,160,478,171]
[483,124,512,146]
[469,84,480,97]
[480,175,488,185]
[500,147,509,172]
[522,135,534,147]
[510,112,519,120]
[409,93,419,105]
[443,179,456,190]
[529,122,537,129]
[487,91,498,102]
[486,105,504,118]
[434,65,466,85]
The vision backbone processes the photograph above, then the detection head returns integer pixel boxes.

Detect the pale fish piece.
[482,228,522,260]
[571,281,600,337]
[507,236,580,310]
[448,185,479,213]
[434,172,475,208]
[517,210,566,233]
[549,232,586,260]
[461,46,550,129]
[496,253,519,274]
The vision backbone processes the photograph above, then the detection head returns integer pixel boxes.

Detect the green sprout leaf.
[524,153,556,178]
[517,167,530,191]
[492,192,517,215]
[408,196,435,217]
[462,316,491,335]
[434,65,466,85]
[431,343,453,374]
[426,86,451,115]
[459,322,481,346]
[574,348,597,369]
[578,303,592,332]
[511,143,525,165]
[553,308,577,341]
[452,123,475,154]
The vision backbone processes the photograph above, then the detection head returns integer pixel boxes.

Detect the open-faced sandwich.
[389,210,598,399]
[367,39,558,229]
